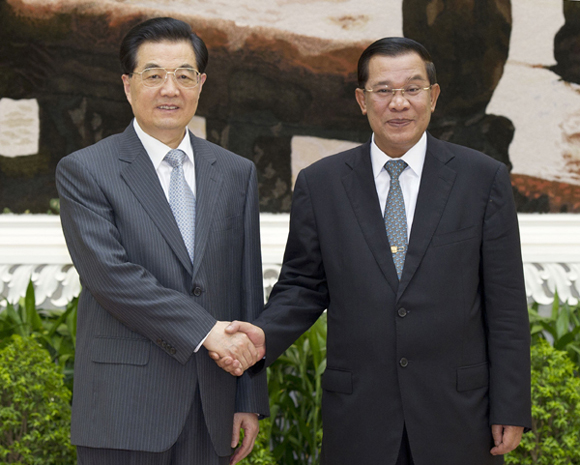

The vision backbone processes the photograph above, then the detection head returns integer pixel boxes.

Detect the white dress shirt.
[133,119,210,351]
[370,132,427,240]
[133,119,196,199]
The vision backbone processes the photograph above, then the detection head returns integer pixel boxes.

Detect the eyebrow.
[141,63,197,70]
[373,75,428,86]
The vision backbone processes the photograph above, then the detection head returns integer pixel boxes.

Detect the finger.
[230,428,256,464]
[222,362,245,377]
[230,334,254,369]
[230,437,255,464]
[500,426,523,453]
[210,355,244,376]
[491,424,503,447]
[231,414,242,448]
[229,349,250,371]
[226,362,245,377]
[491,442,511,455]
[208,351,220,360]
[225,322,266,363]
[225,320,241,333]
[216,356,234,367]
[490,425,522,455]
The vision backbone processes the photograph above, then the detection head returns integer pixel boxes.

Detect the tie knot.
[385,159,408,180]
[164,149,187,168]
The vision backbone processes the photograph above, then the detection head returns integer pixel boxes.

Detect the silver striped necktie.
[384,159,408,280]
[164,149,196,263]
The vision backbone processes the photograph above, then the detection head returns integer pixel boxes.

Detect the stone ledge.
[0,213,579,307]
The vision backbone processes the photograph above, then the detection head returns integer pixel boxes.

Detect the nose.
[159,73,180,96]
[388,90,410,110]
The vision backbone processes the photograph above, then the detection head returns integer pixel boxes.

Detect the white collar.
[133,119,194,169]
[370,132,427,180]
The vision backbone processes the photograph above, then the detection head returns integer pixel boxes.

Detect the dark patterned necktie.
[384,159,408,280]
[164,149,196,263]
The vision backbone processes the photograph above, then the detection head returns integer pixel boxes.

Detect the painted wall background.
[0,0,578,213]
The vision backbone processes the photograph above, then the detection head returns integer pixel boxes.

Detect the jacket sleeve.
[56,153,217,365]
[255,169,329,367]
[235,163,270,416]
[481,163,532,429]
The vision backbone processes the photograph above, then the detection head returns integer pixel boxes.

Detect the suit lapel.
[397,133,456,298]
[119,125,193,274]
[341,143,400,294]
[190,134,223,280]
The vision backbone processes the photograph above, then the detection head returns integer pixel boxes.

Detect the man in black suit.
[56,17,267,465]
[215,37,531,465]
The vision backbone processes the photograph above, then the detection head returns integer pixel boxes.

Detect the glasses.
[364,84,432,101]
[130,68,202,88]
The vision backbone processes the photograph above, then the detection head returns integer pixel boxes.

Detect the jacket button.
[399,358,409,368]
[170,348,176,355]
[398,308,407,318]
[156,339,162,345]
[193,287,202,296]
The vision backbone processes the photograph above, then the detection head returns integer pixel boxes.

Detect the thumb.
[231,414,241,447]
[226,320,242,334]
[491,424,503,446]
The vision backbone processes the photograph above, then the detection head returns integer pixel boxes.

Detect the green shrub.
[0,335,76,464]
[506,339,580,465]
[266,313,326,465]
[0,281,77,392]
[529,296,580,370]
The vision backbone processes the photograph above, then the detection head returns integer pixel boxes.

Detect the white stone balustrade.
[0,213,579,308]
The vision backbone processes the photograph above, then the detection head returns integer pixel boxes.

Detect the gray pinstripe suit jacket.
[56,123,269,455]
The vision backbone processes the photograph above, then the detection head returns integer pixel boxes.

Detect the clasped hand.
[203,321,265,376]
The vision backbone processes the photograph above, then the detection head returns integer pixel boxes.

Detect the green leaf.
[24,281,43,332]
[5,303,26,337]
[554,326,580,351]
[551,290,560,320]
[66,302,77,348]
[47,305,74,338]
[538,321,557,340]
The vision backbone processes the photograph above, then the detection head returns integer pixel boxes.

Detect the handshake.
[203,321,265,376]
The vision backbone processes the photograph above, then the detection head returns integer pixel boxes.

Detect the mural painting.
[0,0,578,213]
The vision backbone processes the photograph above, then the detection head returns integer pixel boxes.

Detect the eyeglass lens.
[140,68,200,88]
[367,85,430,99]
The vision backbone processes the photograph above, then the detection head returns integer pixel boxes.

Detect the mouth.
[157,105,180,111]
[387,119,413,127]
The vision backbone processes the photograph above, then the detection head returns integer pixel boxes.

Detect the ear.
[429,83,440,113]
[122,74,132,105]
[355,88,367,115]
[198,73,207,93]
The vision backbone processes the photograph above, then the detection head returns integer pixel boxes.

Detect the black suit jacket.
[255,133,531,465]
[56,124,269,454]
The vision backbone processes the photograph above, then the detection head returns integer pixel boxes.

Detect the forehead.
[367,52,429,84]
[134,40,197,69]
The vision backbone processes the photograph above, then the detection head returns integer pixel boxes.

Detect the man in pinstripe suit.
[56,17,268,465]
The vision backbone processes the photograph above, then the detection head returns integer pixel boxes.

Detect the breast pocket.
[431,225,478,248]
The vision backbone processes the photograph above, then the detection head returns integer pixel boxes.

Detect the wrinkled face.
[122,40,206,148]
[355,53,440,158]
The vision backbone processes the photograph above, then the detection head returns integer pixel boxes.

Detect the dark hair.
[357,37,437,88]
[120,17,209,74]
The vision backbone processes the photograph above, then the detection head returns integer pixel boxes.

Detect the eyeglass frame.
[128,67,203,89]
[362,84,433,100]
